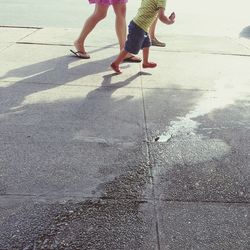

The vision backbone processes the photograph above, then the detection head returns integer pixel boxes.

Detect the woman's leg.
[112,3,127,51]
[112,3,141,62]
[149,18,158,40]
[149,17,166,47]
[74,4,109,54]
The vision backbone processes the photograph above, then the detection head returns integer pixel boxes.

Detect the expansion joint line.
[139,72,161,250]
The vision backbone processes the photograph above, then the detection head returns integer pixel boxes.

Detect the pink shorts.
[88,0,128,4]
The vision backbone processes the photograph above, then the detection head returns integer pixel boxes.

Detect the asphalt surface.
[0,1,250,249]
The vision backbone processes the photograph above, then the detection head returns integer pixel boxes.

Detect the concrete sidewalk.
[0,26,250,249]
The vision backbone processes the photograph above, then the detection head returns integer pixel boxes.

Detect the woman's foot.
[151,38,166,47]
[123,53,142,63]
[142,62,157,68]
[72,41,90,59]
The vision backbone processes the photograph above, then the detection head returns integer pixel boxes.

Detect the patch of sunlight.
[0,81,16,88]
[0,68,53,83]
[18,85,88,106]
[67,60,87,69]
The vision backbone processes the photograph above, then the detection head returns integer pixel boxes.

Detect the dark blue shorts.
[125,20,151,55]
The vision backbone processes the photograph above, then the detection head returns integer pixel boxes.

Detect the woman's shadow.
[0,51,131,114]
[0,50,149,142]
[0,49,150,200]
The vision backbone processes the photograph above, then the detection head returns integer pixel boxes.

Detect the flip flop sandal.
[123,55,142,63]
[70,49,90,59]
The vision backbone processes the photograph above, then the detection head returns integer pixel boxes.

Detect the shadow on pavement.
[239,25,250,39]
[0,54,195,249]
[0,54,118,113]
[0,53,249,249]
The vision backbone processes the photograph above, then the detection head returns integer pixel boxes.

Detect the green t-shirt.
[133,0,167,32]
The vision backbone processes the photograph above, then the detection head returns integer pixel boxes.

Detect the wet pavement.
[0,2,250,249]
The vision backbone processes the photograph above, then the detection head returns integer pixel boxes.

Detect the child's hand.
[169,12,175,21]
[158,9,175,25]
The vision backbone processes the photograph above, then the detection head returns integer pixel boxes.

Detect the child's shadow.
[71,72,148,141]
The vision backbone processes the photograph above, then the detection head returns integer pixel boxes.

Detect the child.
[111,0,175,74]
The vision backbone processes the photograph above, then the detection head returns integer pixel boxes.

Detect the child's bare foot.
[142,62,157,68]
[111,63,122,74]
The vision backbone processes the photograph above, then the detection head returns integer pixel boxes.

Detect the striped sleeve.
[157,0,166,9]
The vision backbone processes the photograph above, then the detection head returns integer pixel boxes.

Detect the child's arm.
[158,8,175,25]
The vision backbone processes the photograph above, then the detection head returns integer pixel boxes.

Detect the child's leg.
[142,47,157,68]
[142,47,149,64]
[113,49,128,65]
[111,20,144,73]
[111,49,129,73]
